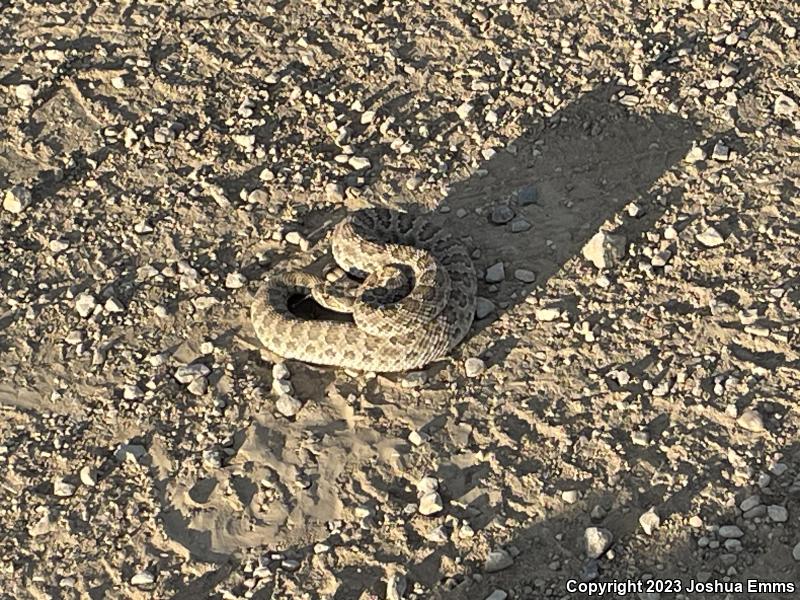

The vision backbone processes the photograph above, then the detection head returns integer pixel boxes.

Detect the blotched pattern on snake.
[251,208,477,371]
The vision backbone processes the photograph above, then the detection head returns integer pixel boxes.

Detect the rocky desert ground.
[1,0,800,599]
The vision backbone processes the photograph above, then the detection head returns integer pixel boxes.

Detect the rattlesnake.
[251,208,477,372]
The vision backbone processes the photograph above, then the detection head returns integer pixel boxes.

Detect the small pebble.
[225,272,247,289]
[585,527,613,559]
[767,505,788,523]
[685,146,706,163]
[639,508,660,535]
[582,231,626,269]
[3,185,31,213]
[464,357,486,377]
[513,269,536,283]
[418,492,444,516]
[561,490,579,504]
[74,293,97,318]
[53,479,76,498]
[456,101,473,120]
[15,83,35,103]
[696,226,725,248]
[536,308,560,322]
[475,297,496,319]
[485,262,505,283]
[484,549,514,573]
[348,156,371,170]
[719,525,744,539]
[276,395,303,417]
[131,570,155,586]
[711,140,730,161]
[490,204,515,224]
[739,495,761,512]
[79,466,97,487]
[737,408,765,432]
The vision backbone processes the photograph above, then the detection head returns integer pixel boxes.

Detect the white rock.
[582,231,626,269]
[3,185,31,213]
[416,476,439,494]
[408,431,425,446]
[79,466,97,487]
[793,542,800,561]
[174,364,210,383]
[53,478,76,498]
[123,385,144,400]
[281,559,300,571]
[536,308,560,322]
[418,492,444,515]
[114,443,147,462]
[386,573,407,600]
[711,140,730,161]
[774,93,797,117]
[484,549,514,573]
[74,293,97,318]
[233,134,256,148]
[585,527,613,559]
[187,377,208,396]
[696,226,725,248]
[561,490,579,504]
[639,508,661,535]
[225,272,247,289]
[272,378,294,396]
[485,591,508,600]
[737,408,764,432]
[464,357,486,377]
[684,146,706,163]
[272,362,291,381]
[275,395,302,417]
[49,238,70,253]
[130,570,155,586]
[105,297,124,313]
[456,101,473,120]
[348,156,371,170]
[14,83,35,103]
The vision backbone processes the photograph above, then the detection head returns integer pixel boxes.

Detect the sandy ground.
[1,0,800,599]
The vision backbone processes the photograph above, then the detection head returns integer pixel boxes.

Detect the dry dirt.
[1,1,800,599]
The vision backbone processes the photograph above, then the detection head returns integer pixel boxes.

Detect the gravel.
[2,1,799,598]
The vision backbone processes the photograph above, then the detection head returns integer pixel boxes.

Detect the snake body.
[251,208,476,372]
